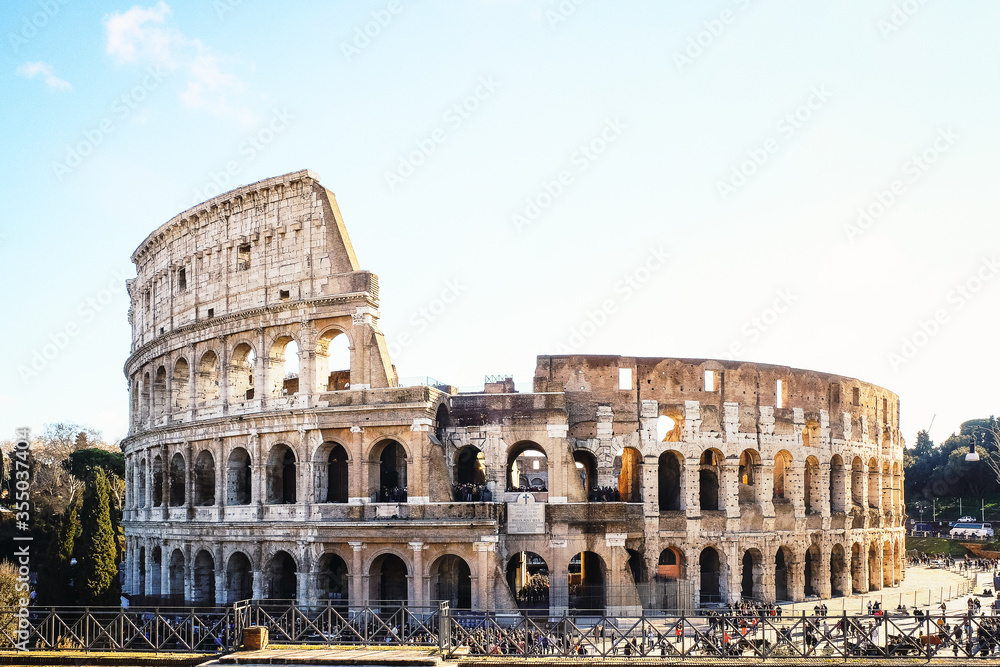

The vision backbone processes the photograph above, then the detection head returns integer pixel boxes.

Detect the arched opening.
[506,552,549,612]
[851,457,864,507]
[316,553,349,608]
[138,458,147,507]
[370,553,408,604]
[153,366,167,418]
[867,458,880,508]
[658,451,682,511]
[802,420,819,447]
[152,455,163,507]
[266,444,296,504]
[867,543,879,590]
[226,552,253,603]
[230,343,256,402]
[325,444,349,503]
[805,544,820,597]
[316,329,351,392]
[375,440,407,502]
[265,551,297,600]
[626,548,646,589]
[507,442,547,492]
[226,447,252,505]
[741,549,763,600]
[173,358,190,410]
[738,449,760,504]
[168,549,185,601]
[434,404,450,441]
[574,450,597,499]
[455,445,486,487]
[169,453,185,506]
[773,450,792,501]
[804,456,821,513]
[829,455,845,513]
[193,550,215,604]
[775,547,791,601]
[193,450,215,506]
[830,544,846,597]
[699,547,721,603]
[568,551,605,611]
[656,548,686,610]
[140,373,150,423]
[197,351,220,404]
[269,336,300,396]
[699,450,720,511]
[656,414,681,442]
[616,447,642,503]
[430,555,472,609]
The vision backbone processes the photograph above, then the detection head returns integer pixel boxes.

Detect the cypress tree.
[76,469,120,606]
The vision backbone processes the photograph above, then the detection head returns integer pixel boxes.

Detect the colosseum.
[122,169,906,614]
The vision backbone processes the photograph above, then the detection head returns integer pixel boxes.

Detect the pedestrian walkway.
[205,647,439,666]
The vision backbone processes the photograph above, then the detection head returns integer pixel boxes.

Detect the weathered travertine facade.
[122,170,905,613]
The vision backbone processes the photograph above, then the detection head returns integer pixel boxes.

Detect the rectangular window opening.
[237,244,251,271]
[207,308,215,318]
[279,289,290,301]
[178,267,187,291]
[704,370,715,392]
[618,368,632,391]
[852,387,860,406]
[776,379,784,409]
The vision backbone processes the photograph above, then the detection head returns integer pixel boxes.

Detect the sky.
[1,0,998,447]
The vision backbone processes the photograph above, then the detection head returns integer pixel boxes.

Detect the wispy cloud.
[16,61,72,91]
[103,2,252,124]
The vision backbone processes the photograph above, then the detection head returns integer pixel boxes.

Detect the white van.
[950,522,993,538]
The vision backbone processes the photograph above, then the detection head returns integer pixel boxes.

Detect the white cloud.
[16,61,72,91]
[103,2,253,124]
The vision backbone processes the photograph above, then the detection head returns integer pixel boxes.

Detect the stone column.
[684,457,700,516]
[160,547,170,597]
[789,462,806,519]
[789,551,804,602]
[817,545,832,599]
[252,570,264,600]
[819,463,831,519]
[349,542,364,609]
[549,542,570,616]
[215,545,227,605]
[409,542,426,607]
[473,541,495,611]
[643,454,659,517]
[160,443,169,520]
[721,461,740,519]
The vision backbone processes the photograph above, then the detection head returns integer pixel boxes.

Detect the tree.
[37,497,80,605]
[75,469,120,606]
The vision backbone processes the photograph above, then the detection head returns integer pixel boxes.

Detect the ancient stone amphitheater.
[122,170,905,614]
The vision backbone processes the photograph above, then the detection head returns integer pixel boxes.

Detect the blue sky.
[2,0,998,446]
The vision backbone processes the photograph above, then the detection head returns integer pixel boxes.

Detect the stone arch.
[455,445,486,486]
[738,449,760,504]
[830,543,846,597]
[434,403,450,441]
[658,450,683,511]
[804,456,821,513]
[168,548,185,600]
[265,550,298,600]
[741,548,764,600]
[152,454,163,507]
[569,551,606,611]
[173,358,190,410]
[369,552,408,604]
[371,439,408,502]
[506,441,547,492]
[269,335,300,396]
[656,413,682,442]
[229,342,256,402]
[657,547,686,610]
[169,452,185,506]
[266,443,297,504]
[867,542,879,590]
[773,450,793,500]
[804,543,821,597]
[314,441,349,503]
[429,554,472,609]
[315,328,352,392]
[829,454,846,513]
[774,545,793,601]
[197,350,220,404]
[226,447,252,505]
[506,551,549,611]
[617,446,642,503]
[193,550,215,604]
[316,552,349,607]
[153,366,167,418]
[193,450,215,506]
[574,449,598,497]
[699,449,722,511]
[226,552,253,603]
[699,546,723,603]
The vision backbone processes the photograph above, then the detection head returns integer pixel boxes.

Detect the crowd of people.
[377,486,407,502]
[451,483,491,502]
